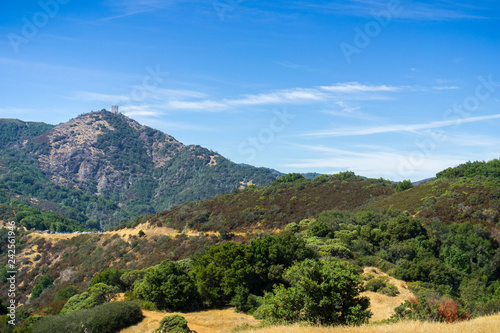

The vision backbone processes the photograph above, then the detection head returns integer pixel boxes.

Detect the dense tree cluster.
[295,208,500,317]
[395,180,413,192]
[437,159,500,180]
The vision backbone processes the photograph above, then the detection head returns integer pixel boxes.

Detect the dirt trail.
[29,223,198,240]
[360,267,415,321]
[120,308,260,333]
[29,221,253,241]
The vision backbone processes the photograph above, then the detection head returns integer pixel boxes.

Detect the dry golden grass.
[360,267,415,321]
[105,222,180,237]
[29,221,254,241]
[120,308,260,333]
[244,313,500,333]
[29,221,200,240]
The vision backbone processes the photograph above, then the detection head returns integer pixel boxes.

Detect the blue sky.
[1,0,500,181]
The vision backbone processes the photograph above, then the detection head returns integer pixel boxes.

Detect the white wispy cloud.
[333,101,361,113]
[165,100,227,111]
[432,86,459,90]
[304,114,500,137]
[162,82,405,111]
[120,104,164,117]
[320,82,401,93]
[231,88,327,106]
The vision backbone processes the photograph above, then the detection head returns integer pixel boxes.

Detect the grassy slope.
[8,230,223,308]
[367,177,500,240]
[115,175,500,238]
[116,178,394,232]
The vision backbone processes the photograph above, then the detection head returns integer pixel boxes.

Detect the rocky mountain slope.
[0,110,280,228]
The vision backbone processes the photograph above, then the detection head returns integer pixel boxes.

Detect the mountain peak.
[33,110,185,192]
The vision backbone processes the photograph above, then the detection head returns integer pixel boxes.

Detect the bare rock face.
[77,161,94,182]
[35,111,185,196]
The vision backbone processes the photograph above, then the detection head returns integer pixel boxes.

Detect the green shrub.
[60,284,118,314]
[395,180,413,193]
[218,227,230,240]
[285,222,300,234]
[30,274,54,300]
[53,285,79,302]
[318,242,352,259]
[154,315,195,333]
[230,286,260,314]
[299,218,312,227]
[308,220,331,237]
[330,171,360,182]
[467,193,483,204]
[380,284,399,297]
[190,242,250,306]
[32,301,143,333]
[120,269,148,290]
[134,259,199,311]
[89,267,125,290]
[365,276,399,297]
[256,259,371,326]
[24,314,44,329]
[272,173,305,185]
[391,295,469,323]
[365,277,387,292]
[60,292,92,314]
[386,215,426,243]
